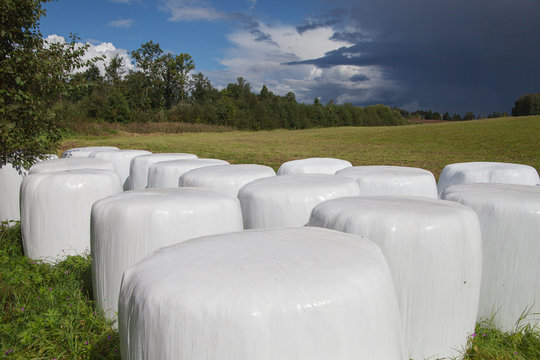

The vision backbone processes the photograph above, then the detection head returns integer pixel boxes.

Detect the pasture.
[62,116,540,178]
[2,115,539,359]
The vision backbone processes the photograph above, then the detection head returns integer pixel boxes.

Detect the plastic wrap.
[0,163,25,223]
[0,155,59,223]
[29,157,115,174]
[336,165,438,198]
[91,188,243,319]
[438,162,540,197]
[90,150,151,190]
[20,169,122,263]
[62,146,119,158]
[442,184,540,330]
[118,227,404,360]
[179,164,276,197]
[308,196,482,360]
[129,153,198,190]
[238,174,360,229]
[147,159,229,188]
[277,157,352,175]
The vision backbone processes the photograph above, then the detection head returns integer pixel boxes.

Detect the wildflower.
[482,333,486,337]
[85,341,88,345]
[64,270,69,275]
[471,332,477,338]
[20,307,24,311]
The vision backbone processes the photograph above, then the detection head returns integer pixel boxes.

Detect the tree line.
[63,41,406,130]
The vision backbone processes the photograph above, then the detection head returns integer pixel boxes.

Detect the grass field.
[62,116,540,178]
[2,116,539,359]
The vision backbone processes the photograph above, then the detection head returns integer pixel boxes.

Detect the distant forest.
[62,41,533,130]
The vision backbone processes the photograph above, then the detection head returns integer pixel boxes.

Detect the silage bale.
[119,227,404,360]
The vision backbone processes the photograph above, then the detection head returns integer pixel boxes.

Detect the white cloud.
[109,0,132,3]
[108,18,135,28]
[44,35,135,76]
[161,0,227,22]
[205,22,399,104]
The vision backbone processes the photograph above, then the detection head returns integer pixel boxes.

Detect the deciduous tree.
[1,0,91,170]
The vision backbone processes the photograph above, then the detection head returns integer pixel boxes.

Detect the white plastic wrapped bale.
[119,227,404,360]
[179,164,276,197]
[0,163,25,223]
[238,174,360,229]
[20,169,122,263]
[0,155,59,223]
[90,149,151,190]
[91,188,244,320]
[277,157,352,175]
[441,184,540,331]
[308,196,482,360]
[437,161,540,197]
[128,153,198,190]
[62,146,119,158]
[28,157,115,174]
[336,165,438,198]
[147,158,229,188]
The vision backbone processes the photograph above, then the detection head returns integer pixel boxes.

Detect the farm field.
[2,116,539,359]
[62,116,540,179]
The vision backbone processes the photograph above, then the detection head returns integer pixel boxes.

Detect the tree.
[130,41,163,109]
[160,53,195,107]
[190,72,216,103]
[1,0,91,170]
[512,93,540,116]
[104,54,124,87]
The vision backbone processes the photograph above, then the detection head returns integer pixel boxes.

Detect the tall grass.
[0,222,120,359]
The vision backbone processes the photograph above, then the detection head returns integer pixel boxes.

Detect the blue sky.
[40,0,540,115]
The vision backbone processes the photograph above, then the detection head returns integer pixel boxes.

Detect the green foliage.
[0,0,92,170]
[512,92,540,116]
[463,313,540,359]
[0,222,120,359]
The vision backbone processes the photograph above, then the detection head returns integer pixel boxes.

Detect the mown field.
[61,116,540,179]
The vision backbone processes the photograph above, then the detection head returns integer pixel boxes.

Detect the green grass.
[0,222,120,359]
[3,116,539,358]
[62,116,540,178]
[1,224,539,359]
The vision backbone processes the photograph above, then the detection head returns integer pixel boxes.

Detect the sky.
[39,0,540,115]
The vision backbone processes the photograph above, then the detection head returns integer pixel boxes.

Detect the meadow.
[2,115,540,359]
[62,116,540,178]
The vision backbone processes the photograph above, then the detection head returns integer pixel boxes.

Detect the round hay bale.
[62,146,119,158]
[442,183,540,330]
[20,169,122,263]
[129,153,198,190]
[238,174,360,229]
[438,161,540,197]
[90,150,151,190]
[29,157,115,174]
[309,196,482,359]
[91,188,243,319]
[147,159,229,188]
[277,157,352,175]
[336,165,438,198]
[119,227,403,360]
[179,164,276,197]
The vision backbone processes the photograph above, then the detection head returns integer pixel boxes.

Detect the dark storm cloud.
[296,9,345,34]
[306,0,540,114]
[350,74,369,82]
